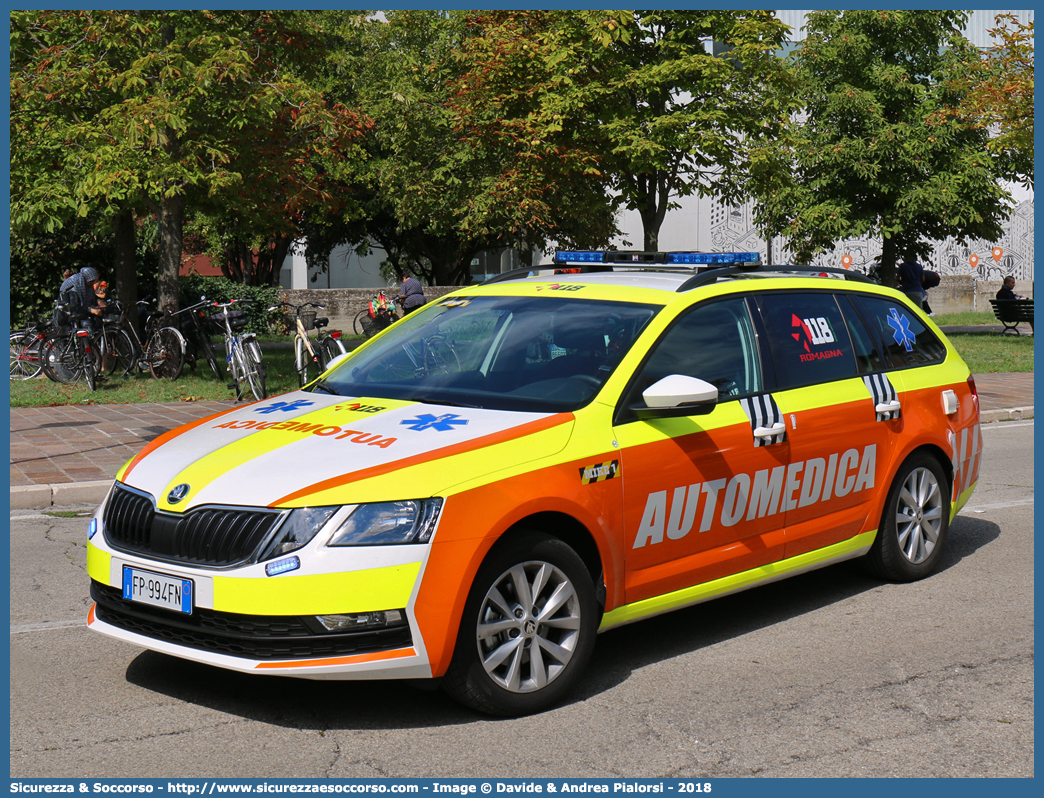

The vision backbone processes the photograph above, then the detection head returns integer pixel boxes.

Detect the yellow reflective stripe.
[952,480,977,519]
[87,543,111,584]
[896,359,971,392]
[212,562,422,615]
[776,377,870,412]
[600,530,876,630]
[115,457,133,482]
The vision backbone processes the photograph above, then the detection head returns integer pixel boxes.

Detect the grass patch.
[10,347,304,407]
[948,333,1034,373]
[933,310,997,326]
[42,510,92,518]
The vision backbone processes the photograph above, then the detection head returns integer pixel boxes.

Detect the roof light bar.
[553,250,761,266]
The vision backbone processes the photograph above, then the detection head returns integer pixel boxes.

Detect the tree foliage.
[937,13,1033,189]
[10,10,363,310]
[748,10,1013,284]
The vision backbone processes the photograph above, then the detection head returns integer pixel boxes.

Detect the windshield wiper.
[310,380,341,395]
[405,394,483,409]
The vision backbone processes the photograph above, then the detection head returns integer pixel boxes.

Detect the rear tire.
[10,331,43,380]
[41,332,82,383]
[147,328,185,380]
[243,336,266,399]
[864,452,950,582]
[442,532,599,716]
[353,310,370,337]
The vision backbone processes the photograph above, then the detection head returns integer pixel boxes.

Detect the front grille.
[91,581,413,660]
[103,483,282,567]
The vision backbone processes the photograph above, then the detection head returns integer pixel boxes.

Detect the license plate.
[122,566,194,614]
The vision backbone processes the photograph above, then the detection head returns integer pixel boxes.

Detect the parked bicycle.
[101,297,186,380]
[39,294,102,390]
[353,291,399,338]
[173,297,223,381]
[9,314,55,380]
[269,301,348,386]
[209,299,266,401]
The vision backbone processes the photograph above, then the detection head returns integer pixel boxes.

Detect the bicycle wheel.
[147,327,185,380]
[199,330,222,380]
[322,336,346,368]
[241,337,267,400]
[10,331,43,380]
[41,332,82,383]
[353,310,371,337]
[103,328,136,376]
[80,334,98,392]
[295,336,313,387]
[226,340,243,400]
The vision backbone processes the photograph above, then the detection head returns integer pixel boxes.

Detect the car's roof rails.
[676,264,875,292]
[482,250,762,285]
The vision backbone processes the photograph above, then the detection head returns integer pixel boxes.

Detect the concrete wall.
[279,286,462,334]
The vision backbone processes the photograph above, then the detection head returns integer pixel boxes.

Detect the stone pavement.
[8,373,1034,509]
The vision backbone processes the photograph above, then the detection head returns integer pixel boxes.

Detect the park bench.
[989,298,1034,336]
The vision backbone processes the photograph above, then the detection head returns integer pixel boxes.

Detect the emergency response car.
[87,251,982,715]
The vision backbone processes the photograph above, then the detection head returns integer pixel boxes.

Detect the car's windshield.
[312,295,660,411]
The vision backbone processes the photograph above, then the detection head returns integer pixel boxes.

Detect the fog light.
[88,519,98,540]
[315,609,405,632]
[265,555,301,576]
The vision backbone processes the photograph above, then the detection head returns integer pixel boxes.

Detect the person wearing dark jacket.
[57,266,105,331]
[996,276,1024,301]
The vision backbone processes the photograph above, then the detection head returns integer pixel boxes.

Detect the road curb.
[10,479,112,511]
[980,406,1035,423]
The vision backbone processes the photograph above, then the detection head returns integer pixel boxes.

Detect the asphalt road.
[9,421,1034,779]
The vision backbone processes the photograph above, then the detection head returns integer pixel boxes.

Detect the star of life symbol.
[400,413,470,432]
[254,399,316,415]
[887,308,916,352]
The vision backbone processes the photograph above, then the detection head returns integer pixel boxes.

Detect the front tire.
[864,452,950,582]
[442,532,599,716]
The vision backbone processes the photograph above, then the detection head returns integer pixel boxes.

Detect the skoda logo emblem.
[167,484,190,504]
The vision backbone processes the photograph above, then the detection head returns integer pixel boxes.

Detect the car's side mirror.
[631,375,718,419]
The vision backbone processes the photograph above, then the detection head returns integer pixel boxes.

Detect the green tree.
[560,10,796,250]
[749,10,1013,284]
[938,13,1033,190]
[11,10,345,311]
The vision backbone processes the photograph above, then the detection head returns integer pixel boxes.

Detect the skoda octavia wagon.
[87,251,982,715]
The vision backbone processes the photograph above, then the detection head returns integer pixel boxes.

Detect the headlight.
[327,499,443,547]
[258,506,339,562]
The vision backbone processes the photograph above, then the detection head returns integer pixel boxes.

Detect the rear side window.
[757,292,858,389]
[853,295,946,369]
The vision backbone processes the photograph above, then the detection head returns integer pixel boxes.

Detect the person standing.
[396,270,426,315]
[897,254,926,309]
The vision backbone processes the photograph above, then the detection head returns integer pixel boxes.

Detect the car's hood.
[117,392,575,511]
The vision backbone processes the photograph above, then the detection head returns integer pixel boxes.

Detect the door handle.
[753,422,786,440]
[875,399,901,415]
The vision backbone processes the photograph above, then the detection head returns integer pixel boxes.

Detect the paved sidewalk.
[9,373,1033,509]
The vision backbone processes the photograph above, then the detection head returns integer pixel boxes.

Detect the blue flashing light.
[88,518,98,540]
[666,252,760,265]
[265,555,301,577]
[553,251,604,263]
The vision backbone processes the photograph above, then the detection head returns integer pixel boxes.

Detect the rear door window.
[756,292,858,390]
[852,295,946,369]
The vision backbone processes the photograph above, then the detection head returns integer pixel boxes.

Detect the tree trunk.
[156,194,184,314]
[879,235,899,288]
[112,207,138,330]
